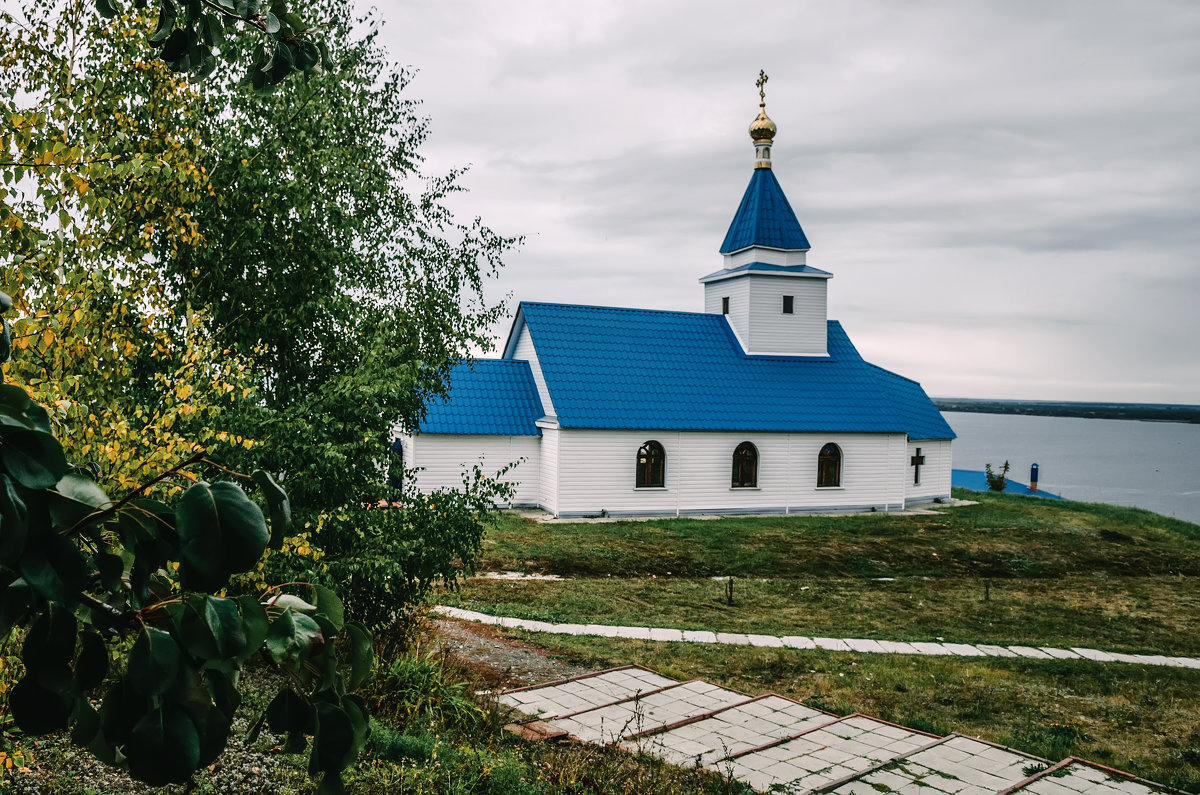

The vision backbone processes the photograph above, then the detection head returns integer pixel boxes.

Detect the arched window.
[636,441,665,488]
[817,443,842,488]
[732,442,758,488]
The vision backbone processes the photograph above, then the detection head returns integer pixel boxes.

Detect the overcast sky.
[373,0,1199,403]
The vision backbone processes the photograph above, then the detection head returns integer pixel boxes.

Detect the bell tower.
[701,72,832,357]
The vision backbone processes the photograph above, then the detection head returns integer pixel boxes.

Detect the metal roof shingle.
[719,168,812,254]
[417,359,544,436]
[512,302,954,439]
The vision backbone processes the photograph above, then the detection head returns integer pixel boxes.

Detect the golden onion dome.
[749,105,776,142]
[749,69,776,142]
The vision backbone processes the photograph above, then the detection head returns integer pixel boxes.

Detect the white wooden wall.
[904,439,953,503]
[746,275,827,356]
[408,434,541,506]
[511,326,554,418]
[538,426,560,515]
[705,274,827,356]
[553,429,915,516]
[704,278,751,344]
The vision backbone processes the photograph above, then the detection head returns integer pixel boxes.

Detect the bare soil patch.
[429,617,590,690]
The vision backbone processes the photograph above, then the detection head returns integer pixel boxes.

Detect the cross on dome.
[749,69,777,168]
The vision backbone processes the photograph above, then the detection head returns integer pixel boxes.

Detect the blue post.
[1030,463,1039,493]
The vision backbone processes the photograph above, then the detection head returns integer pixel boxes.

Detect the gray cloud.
[375,0,1200,403]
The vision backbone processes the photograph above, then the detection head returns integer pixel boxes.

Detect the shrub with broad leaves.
[0,292,371,793]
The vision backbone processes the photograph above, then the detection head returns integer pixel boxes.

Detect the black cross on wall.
[911,448,925,486]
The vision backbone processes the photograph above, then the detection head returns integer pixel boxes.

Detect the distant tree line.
[933,399,1200,424]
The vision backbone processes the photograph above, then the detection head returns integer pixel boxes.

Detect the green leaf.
[251,469,290,548]
[295,40,320,72]
[205,667,242,718]
[235,594,269,662]
[345,622,373,691]
[0,474,28,565]
[74,629,109,691]
[201,12,224,47]
[95,550,124,593]
[22,605,77,670]
[264,11,280,33]
[265,608,323,668]
[99,677,150,744]
[0,578,31,645]
[311,702,354,774]
[70,697,101,747]
[128,628,181,697]
[203,595,246,659]
[126,705,201,786]
[20,530,90,603]
[313,584,344,632]
[176,481,268,590]
[2,429,68,489]
[176,599,219,659]
[316,771,346,795]
[265,688,310,736]
[148,0,177,44]
[94,0,120,19]
[50,471,113,529]
[195,706,232,768]
[0,383,31,422]
[9,678,71,734]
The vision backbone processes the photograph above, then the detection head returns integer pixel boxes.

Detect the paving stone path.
[433,606,1200,670]
[498,665,1181,793]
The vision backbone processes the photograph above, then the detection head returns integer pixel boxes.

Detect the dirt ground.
[429,617,592,690]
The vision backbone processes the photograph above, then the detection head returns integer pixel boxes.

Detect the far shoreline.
[934,398,1200,424]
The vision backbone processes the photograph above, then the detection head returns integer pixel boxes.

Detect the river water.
[943,412,1200,525]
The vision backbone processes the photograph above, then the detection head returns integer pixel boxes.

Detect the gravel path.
[430,616,591,689]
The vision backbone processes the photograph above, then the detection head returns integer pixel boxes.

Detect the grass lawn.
[438,490,1200,792]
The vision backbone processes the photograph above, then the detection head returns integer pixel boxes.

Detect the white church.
[396,80,955,517]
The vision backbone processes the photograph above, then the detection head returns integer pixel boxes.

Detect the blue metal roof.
[719,168,811,254]
[700,262,831,284]
[509,302,954,439]
[418,359,544,435]
[952,470,1063,499]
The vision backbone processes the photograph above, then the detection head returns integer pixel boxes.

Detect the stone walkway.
[433,606,1200,670]
[498,665,1180,793]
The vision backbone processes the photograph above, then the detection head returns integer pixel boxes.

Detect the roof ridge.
[521,301,722,319]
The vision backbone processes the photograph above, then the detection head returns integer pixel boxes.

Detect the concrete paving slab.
[746,633,785,647]
[909,641,952,655]
[825,735,1045,795]
[1000,758,1178,794]
[628,694,833,767]
[943,642,988,656]
[610,625,653,640]
[781,635,817,649]
[438,606,1200,671]
[549,680,749,744]
[714,632,752,645]
[813,637,851,651]
[499,666,678,720]
[720,715,933,792]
